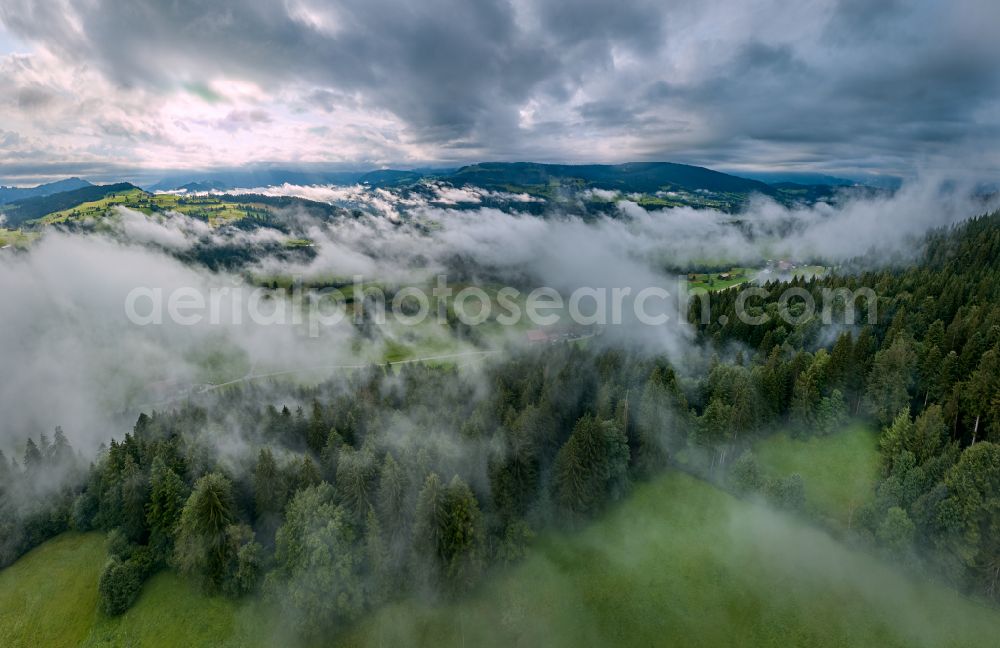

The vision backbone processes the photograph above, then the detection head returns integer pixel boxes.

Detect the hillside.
[125,162,877,215]
[148,169,367,192]
[358,169,426,187]
[5,471,1000,648]
[0,183,349,231]
[0,162,795,228]
[344,471,1000,648]
[445,161,775,195]
[0,183,139,227]
[0,533,268,648]
[0,178,93,205]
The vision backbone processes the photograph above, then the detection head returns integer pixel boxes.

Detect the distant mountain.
[149,167,464,192]
[358,169,427,187]
[176,181,229,193]
[769,181,892,205]
[0,177,93,205]
[733,171,857,186]
[0,183,139,227]
[148,169,366,192]
[148,162,779,197]
[444,162,776,195]
[5,162,881,223]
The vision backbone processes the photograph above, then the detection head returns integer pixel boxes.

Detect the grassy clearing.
[686,267,754,291]
[6,466,997,648]
[41,188,148,223]
[81,572,270,648]
[0,532,271,648]
[0,228,37,248]
[342,471,1000,648]
[40,189,263,227]
[0,532,104,647]
[752,421,880,525]
[383,339,415,363]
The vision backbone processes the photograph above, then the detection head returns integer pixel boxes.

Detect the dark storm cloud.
[627,1,1000,176]
[0,0,999,177]
[0,0,556,143]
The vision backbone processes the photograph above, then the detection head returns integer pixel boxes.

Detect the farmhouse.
[526,329,551,343]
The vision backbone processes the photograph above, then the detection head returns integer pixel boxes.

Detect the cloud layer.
[2,0,999,182]
[2,172,994,453]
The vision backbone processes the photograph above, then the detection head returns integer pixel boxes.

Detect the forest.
[2,210,1000,638]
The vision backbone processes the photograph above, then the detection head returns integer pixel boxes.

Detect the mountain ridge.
[145,161,797,195]
[0,182,140,228]
[0,177,93,205]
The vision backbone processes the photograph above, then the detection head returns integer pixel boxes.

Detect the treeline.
[0,428,85,567]
[175,239,317,272]
[4,183,138,228]
[6,208,1000,627]
[0,345,686,636]
[691,209,1000,599]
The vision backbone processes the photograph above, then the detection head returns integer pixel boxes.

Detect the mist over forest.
[3,0,1000,646]
[2,171,1000,646]
[2,175,994,457]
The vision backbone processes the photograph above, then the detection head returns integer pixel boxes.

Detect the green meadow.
[752,421,880,525]
[0,533,270,648]
[0,533,104,647]
[0,228,37,248]
[685,267,754,291]
[5,462,997,647]
[39,189,263,227]
[340,471,999,648]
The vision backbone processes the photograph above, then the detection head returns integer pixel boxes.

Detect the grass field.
[81,571,269,648]
[41,188,148,223]
[0,533,105,647]
[0,532,271,648]
[684,265,828,293]
[5,464,997,648]
[685,267,754,291]
[342,471,1000,647]
[752,421,880,525]
[0,228,38,248]
[40,189,264,227]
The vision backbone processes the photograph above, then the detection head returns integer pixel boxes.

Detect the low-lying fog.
[1,175,994,454]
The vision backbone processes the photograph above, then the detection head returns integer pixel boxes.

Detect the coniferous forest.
[5,3,1000,644]
[4,211,1000,639]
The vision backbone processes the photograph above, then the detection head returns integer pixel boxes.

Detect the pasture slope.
[1,433,997,648]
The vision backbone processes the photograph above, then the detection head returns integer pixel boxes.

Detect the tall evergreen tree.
[866,336,916,426]
[146,456,189,562]
[22,438,42,473]
[174,472,237,590]
[438,475,485,593]
[268,483,364,634]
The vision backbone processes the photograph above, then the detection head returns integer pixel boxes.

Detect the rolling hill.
[0,161,877,230]
[148,169,367,192]
[147,162,782,197]
[0,177,93,205]
[0,183,139,227]
[444,161,777,195]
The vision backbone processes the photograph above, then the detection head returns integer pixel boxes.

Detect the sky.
[1,0,999,184]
